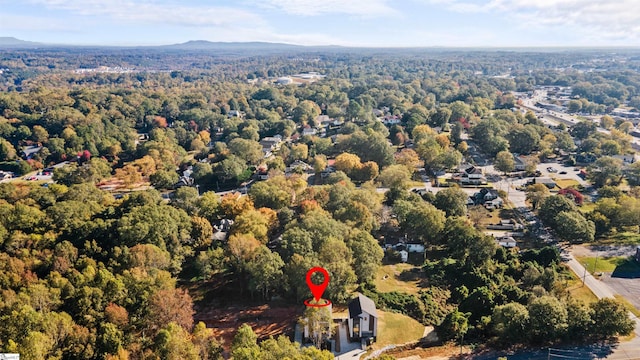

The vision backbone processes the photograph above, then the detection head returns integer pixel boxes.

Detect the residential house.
[484,197,504,210]
[348,294,378,342]
[487,219,523,231]
[275,77,293,85]
[497,236,517,248]
[613,153,638,166]
[315,115,331,125]
[259,135,283,156]
[227,110,244,118]
[320,160,337,179]
[406,243,426,253]
[174,176,194,188]
[513,154,527,171]
[21,145,43,160]
[287,160,313,174]
[460,165,487,185]
[320,166,336,179]
[475,188,499,203]
[256,170,269,180]
[532,177,557,189]
[382,115,401,126]
[314,115,343,137]
[302,126,317,136]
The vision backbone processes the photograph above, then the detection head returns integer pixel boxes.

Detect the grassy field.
[576,256,640,274]
[576,256,619,273]
[374,263,423,295]
[593,232,640,246]
[468,205,501,227]
[579,202,596,213]
[614,295,640,317]
[553,178,580,189]
[563,267,598,303]
[372,310,425,350]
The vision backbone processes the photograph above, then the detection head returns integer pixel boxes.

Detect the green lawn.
[373,310,425,350]
[468,205,501,227]
[563,266,598,303]
[553,178,580,189]
[575,256,640,274]
[374,263,423,295]
[614,295,640,317]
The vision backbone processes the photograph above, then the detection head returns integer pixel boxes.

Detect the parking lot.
[536,160,588,187]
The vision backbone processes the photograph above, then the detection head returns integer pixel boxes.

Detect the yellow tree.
[334,152,362,174]
[114,164,142,189]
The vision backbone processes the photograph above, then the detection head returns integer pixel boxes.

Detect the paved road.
[520,96,640,151]
[564,252,616,299]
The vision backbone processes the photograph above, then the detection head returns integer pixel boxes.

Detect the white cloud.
[422,0,640,41]
[23,0,267,28]
[252,0,397,17]
[197,26,347,46]
[0,14,77,32]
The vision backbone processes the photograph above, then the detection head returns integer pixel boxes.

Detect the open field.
[468,205,500,227]
[553,178,580,189]
[372,310,426,350]
[576,256,640,274]
[593,232,640,246]
[567,283,598,303]
[563,266,599,303]
[375,263,424,295]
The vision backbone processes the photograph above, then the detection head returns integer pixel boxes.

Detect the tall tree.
[494,151,515,175]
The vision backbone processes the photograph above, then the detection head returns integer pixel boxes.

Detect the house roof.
[348,294,377,318]
[464,166,483,175]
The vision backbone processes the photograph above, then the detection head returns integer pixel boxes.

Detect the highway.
[519,94,640,151]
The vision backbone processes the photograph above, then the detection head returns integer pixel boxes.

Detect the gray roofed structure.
[348,294,377,318]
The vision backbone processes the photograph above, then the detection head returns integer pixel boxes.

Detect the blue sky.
[1,0,639,47]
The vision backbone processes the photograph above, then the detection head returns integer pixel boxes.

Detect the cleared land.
[563,267,598,303]
[372,310,426,350]
[576,256,640,274]
[375,263,424,295]
[593,232,640,246]
[553,178,580,189]
[194,303,300,350]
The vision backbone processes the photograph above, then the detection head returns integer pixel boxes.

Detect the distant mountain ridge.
[163,40,305,50]
[0,37,43,48]
[0,37,319,50]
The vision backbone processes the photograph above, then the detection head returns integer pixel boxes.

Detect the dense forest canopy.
[0,47,638,359]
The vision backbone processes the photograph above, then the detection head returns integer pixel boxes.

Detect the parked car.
[559,171,567,174]
[546,167,557,173]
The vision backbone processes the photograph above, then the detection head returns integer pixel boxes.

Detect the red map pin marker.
[306,267,330,302]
